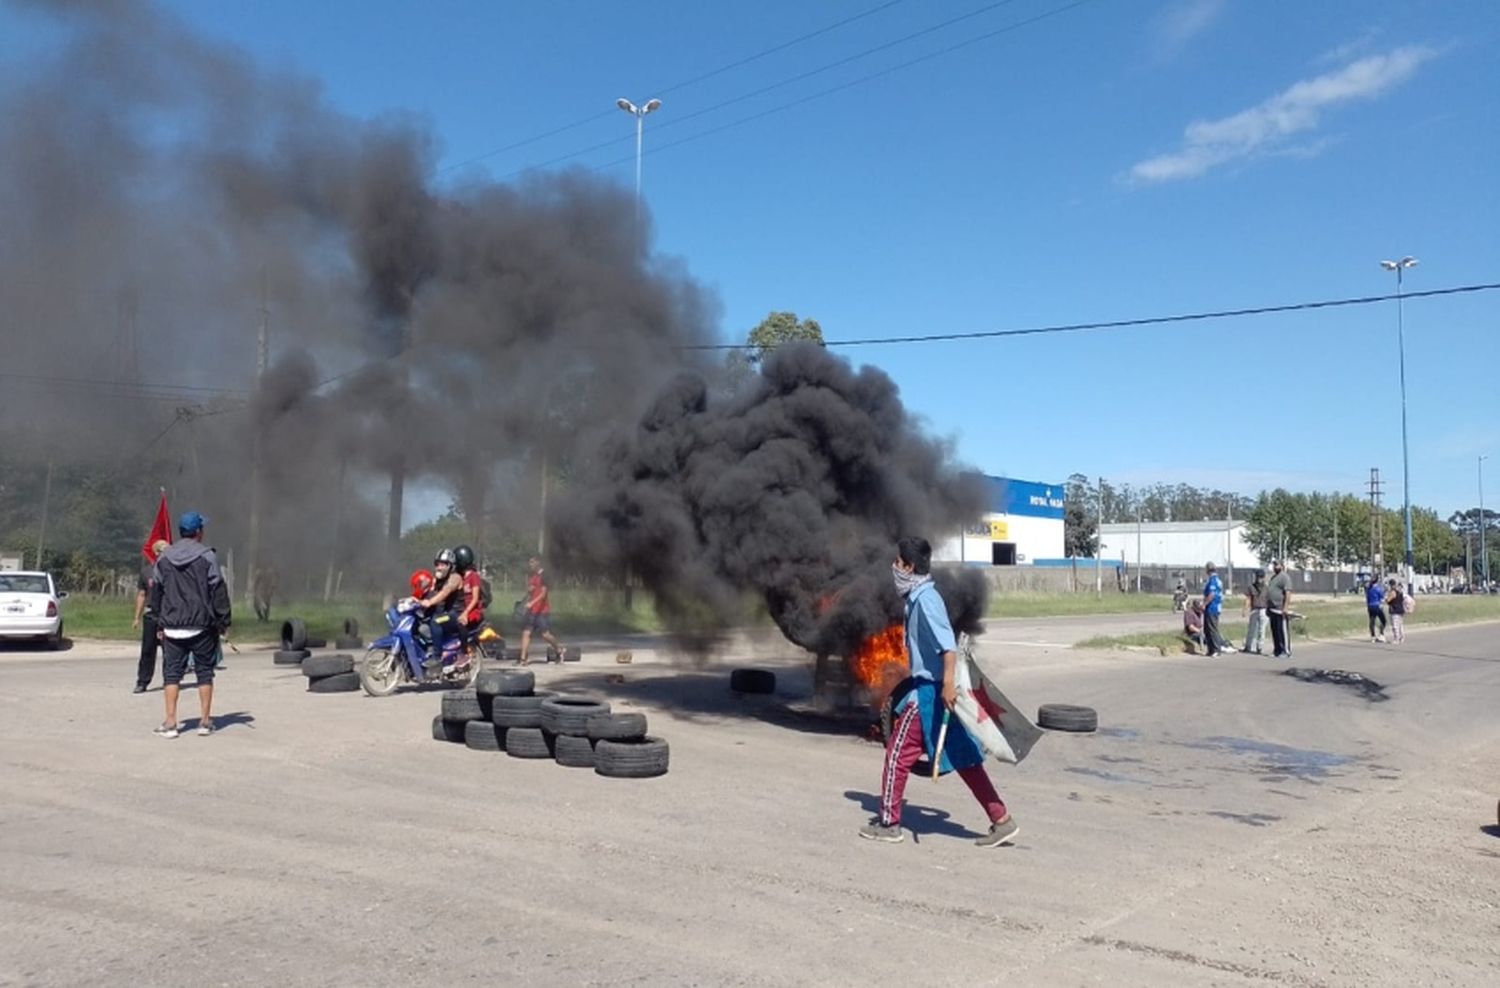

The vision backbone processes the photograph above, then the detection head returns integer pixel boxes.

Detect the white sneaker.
[1377,635,1386,643]
[153,722,180,739]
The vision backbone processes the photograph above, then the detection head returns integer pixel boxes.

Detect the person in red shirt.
[453,545,483,629]
[518,555,565,665]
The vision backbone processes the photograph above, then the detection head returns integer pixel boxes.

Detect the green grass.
[1076,595,1500,654]
[63,587,668,644]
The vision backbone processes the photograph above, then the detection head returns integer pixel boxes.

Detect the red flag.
[143,491,171,563]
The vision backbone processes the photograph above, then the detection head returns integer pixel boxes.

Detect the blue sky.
[20,1,1500,517]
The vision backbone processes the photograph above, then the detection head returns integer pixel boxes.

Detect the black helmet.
[453,545,475,571]
[434,548,456,568]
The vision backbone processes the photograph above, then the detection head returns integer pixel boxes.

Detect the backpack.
[479,578,493,611]
[1403,591,1415,614]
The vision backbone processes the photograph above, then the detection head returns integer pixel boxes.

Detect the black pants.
[1203,610,1223,654]
[1367,606,1387,637]
[1268,609,1290,656]
[137,613,159,688]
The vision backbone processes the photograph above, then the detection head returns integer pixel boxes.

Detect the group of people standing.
[1363,576,1414,644]
[1183,559,1295,658]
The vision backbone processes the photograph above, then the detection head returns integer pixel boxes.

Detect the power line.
[441,0,910,174]
[678,282,1500,351]
[0,370,250,398]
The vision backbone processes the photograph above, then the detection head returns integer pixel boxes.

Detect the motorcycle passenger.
[417,549,463,672]
[452,545,484,636]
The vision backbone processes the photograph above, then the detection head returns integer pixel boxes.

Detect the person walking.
[1365,575,1388,643]
[1241,568,1268,654]
[1201,562,1227,656]
[1386,578,1407,643]
[131,539,168,693]
[517,555,566,665]
[1265,559,1294,657]
[149,512,231,739]
[860,537,1019,848]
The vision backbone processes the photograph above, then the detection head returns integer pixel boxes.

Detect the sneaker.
[197,720,214,737]
[153,723,180,739]
[858,820,904,843]
[422,655,442,672]
[133,684,147,694]
[1377,635,1386,643]
[975,815,1020,848]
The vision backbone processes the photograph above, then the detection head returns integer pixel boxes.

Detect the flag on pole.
[950,634,1043,765]
[142,490,171,563]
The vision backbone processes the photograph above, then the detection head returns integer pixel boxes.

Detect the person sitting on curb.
[1183,598,1207,654]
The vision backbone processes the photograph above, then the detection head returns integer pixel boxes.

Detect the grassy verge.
[1076,596,1500,655]
[63,588,667,644]
[985,591,1342,619]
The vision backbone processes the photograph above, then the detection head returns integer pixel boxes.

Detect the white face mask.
[892,562,927,597]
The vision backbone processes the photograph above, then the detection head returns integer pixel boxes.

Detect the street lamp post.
[615,97,662,224]
[1380,256,1418,585]
[1480,454,1490,590]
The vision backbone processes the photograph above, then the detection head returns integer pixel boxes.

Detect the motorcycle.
[359,597,482,697]
[1171,584,1189,612]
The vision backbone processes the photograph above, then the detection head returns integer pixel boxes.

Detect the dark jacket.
[150,539,232,633]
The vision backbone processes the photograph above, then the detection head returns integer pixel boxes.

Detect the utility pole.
[35,458,54,569]
[1332,504,1339,595]
[1367,468,1384,575]
[1135,511,1142,594]
[537,447,549,556]
[1095,476,1104,597]
[1480,455,1490,590]
[244,276,269,607]
[1225,497,1234,596]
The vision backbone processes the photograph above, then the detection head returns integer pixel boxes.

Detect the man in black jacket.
[149,511,231,738]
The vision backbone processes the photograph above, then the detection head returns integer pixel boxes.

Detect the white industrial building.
[1098,520,1266,570]
[933,476,1065,566]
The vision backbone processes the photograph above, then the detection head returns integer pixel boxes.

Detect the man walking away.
[1201,562,1226,656]
[1365,576,1387,643]
[860,537,1018,848]
[252,565,277,623]
[132,539,168,693]
[1386,578,1407,643]
[518,555,566,665]
[149,512,231,738]
[1265,559,1293,657]
[1241,568,1268,654]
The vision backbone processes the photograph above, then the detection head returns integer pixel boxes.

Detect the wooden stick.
[931,709,950,780]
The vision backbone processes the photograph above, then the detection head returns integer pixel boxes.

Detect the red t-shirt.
[527,570,550,615]
[461,570,483,622]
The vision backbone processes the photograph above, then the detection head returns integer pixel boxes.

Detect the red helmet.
[409,568,434,598]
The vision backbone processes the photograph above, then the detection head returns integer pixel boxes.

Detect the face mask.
[892,563,928,597]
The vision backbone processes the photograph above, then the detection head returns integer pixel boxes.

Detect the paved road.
[1,622,1497,986]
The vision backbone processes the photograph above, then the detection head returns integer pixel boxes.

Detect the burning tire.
[594,736,669,779]
[540,697,611,736]
[729,669,776,695]
[273,649,309,665]
[432,716,466,743]
[442,689,484,722]
[280,618,307,652]
[1037,703,1097,733]
[506,726,555,759]
[475,668,534,697]
[554,733,596,768]
[491,691,555,729]
[464,720,505,752]
[307,671,361,693]
[301,654,355,678]
[586,712,647,741]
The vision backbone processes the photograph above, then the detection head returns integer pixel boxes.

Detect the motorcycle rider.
[417,549,463,672]
[452,545,484,635]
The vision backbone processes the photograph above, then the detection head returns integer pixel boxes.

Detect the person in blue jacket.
[1365,576,1388,643]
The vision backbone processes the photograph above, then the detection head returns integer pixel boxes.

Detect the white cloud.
[1129,45,1435,183]
[1152,0,1227,54]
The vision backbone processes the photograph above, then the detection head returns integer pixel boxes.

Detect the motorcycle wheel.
[359,648,404,697]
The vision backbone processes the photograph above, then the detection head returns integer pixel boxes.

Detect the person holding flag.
[131,493,173,693]
[859,536,1020,848]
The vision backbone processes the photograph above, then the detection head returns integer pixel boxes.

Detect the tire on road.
[342,617,360,638]
[490,690,555,729]
[273,649,310,665]
[547,646,583,663]
[302,653,355,678]
[1037,703,1097,733]
[505,726,555,759]
[334,635,362,651]
[305,636,328,650]
[540,696,611,736]
[476,668,534,697]
[442,688,485,722]
[554,733,596,768]
[594,736,669,779]
[432,716,466,743]
[280,618,308,652]
[586,711,647,741]
[729,668,776,695]
[307,671,361,693]
[464,720,505,752]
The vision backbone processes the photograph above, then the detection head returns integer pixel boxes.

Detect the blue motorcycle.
[359,597,481,697]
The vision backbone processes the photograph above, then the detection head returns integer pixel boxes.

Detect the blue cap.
[178,511,207,535]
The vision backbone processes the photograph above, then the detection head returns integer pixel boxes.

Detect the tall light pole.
[616,97,662,225]
[1380,255,1418,585]
[1480,454,1490,589]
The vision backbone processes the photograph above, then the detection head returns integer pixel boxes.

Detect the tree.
[1063,473,1097,558]
[746,311,823,363]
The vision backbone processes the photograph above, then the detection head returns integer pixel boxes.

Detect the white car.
[0,571,68,649]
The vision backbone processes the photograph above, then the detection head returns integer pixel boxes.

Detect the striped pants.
[880,702,1007,827]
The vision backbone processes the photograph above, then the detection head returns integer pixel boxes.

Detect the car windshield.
[0,575,49,594]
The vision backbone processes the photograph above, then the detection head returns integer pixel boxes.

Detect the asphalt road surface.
[2,622,1497,987]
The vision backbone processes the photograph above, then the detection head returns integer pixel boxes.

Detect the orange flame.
[849,624,906,702]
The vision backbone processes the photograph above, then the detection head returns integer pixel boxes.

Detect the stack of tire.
[273,617,327,665]
[301,653,360,693]
[432,668,668,778]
